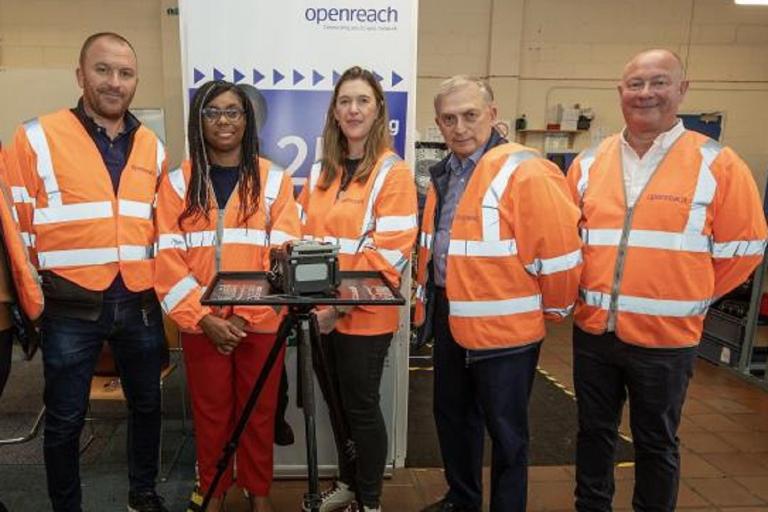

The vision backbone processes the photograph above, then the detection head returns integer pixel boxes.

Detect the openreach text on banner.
[304,6,399,24]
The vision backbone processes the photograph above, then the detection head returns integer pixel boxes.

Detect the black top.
[340,158,361,191]
[210,164,240,209]
[71,98,142,302]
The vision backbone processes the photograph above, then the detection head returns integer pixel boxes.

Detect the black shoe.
[274,419,295,446]
[128,490,169,512]
[420,498,480,512]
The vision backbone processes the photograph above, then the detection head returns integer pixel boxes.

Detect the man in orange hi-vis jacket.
[566,49,768,512]
[414,76,582,512]
[4,33,168,512]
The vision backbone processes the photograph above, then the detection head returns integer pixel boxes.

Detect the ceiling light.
[735,0,768,5]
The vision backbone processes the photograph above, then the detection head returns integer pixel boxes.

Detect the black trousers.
[0,328,12,400]
[321,330,392,508]
[433,288,540,512]
[573,326,696,512]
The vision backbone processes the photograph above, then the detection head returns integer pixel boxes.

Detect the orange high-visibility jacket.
[155,158,301,333]
[298,151,418,336]
[414,143,582,350]
[566,130,768,348]
[0,149,43,321]
[5,109,166,292]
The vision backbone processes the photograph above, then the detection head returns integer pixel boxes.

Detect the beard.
[83,86,135,121]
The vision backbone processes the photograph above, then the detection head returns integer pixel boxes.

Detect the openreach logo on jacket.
[304,5,399,31]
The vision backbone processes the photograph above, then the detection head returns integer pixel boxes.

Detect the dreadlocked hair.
[178,80,261,228]
[318,66,392,190]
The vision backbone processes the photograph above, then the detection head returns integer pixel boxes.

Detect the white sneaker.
[302,481,355,512]
[339,503,381,512]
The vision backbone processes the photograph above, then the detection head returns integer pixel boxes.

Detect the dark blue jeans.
[41,296,164,512]
[433,288,540,512]
[573,326,696,512]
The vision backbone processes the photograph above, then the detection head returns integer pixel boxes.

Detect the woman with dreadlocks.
[155,80,300,512]
[298,66,418,512]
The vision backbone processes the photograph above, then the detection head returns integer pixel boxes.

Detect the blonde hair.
[319,66,392,190]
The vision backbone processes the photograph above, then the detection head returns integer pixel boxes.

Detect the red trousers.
[182,331,284,497]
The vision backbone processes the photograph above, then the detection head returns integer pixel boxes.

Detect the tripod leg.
[299,315,321,512]
[197,315,293,511]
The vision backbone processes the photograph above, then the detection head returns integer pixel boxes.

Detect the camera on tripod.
[268,240,341,296]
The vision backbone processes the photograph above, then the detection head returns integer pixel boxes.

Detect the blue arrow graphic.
[193,68,205,84]
[293,70,305,85]
[373,70,384,82]
[391,71,403,87]
[213,68,225,81]
[312,70,324,86]
[332,70,341,85]
[273,69,285,85]
[233,68,245,83]
[252,69,265,85]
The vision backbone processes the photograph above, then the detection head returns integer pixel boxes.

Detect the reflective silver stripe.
[361,155,399,235]
[158,233,187,251]
[223,228,268,246]
[576,146,598,200]
[308,161,322,193]
[377,248,409,273]
[302,234,316,241]
[161,275,200,313]
[119,244,154,260]
[377,214,417,232]
[155,140,166,178]
[270,230,294,246]
[21,232,35,248]
[420,232,433,250]
[263,164,284,205]
[186,231,217,248]
[119,199,152,219]
[24,119,62,207]
[448,238,517,257]
[33,201,112,225]
[450,294,542,317]
[11,186,35,205]
[415,284,425,301]
[168,167,186,200]
[713,239,767,258]
[38,247,119,268]
[481,151,537,241]
[263,164,284,229]
[324,235,366,255]
[580,288,710,317]
[685,140,721,235]
[544,304,574,318]
[581,228,712,253]
[525,248,582,276]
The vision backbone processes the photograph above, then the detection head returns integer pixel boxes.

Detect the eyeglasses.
[201,107,245,122]
[623,78,675,92]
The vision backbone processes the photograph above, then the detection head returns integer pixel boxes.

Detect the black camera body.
[268,240,341,296]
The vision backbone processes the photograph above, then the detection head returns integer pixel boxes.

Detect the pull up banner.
[179,0,418,473]
[179,0,418,187]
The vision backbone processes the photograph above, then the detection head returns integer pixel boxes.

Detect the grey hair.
[433,75,495,113]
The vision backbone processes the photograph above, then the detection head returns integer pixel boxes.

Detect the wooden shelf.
[515,129,588,147]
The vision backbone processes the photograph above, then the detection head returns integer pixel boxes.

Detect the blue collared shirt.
[432,145,485,286]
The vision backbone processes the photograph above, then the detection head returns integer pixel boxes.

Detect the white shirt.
[620,120,685,207]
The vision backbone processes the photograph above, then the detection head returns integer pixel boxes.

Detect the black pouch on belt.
[40,271,103,321]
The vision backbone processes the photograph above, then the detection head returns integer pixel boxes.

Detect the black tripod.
[196,270,404,512]
[197,304,350,512]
